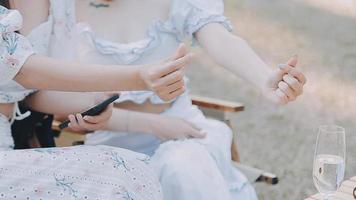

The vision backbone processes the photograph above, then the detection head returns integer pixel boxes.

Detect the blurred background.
[188,0,356,199]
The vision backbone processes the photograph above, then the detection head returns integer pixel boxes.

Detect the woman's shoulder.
[168,0,230,40]
[0,5,34,86]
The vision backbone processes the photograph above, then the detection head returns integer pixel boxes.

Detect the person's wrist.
[143,114,160,136]
[126,111,156,135]
[133,65,148,90]
[259,66,274,91]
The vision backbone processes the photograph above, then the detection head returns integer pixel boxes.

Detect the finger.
[76,114,94,130]
[168,53,194,71]
[278,81,296,101]
[167,87,185,100]
[286,55,298,67]
[77,113,102,131]
[275,88,289,105]
[156,53,194,78]
[68,114,81,131]
[184,121,206,138]
[160,86,185,101]
[279,65,306,85]
[169,43,187,61]
[188,129,207,139]
[68,114,77,124]
[154,69,184,91]
[278,64,294,74]
[283,74,303,94]
[83,104,113,124]
[159,79,185,95]
[287,68,307,85]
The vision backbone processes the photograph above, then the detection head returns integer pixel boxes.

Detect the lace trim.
[182,3,234,41]
[78,21,163,65]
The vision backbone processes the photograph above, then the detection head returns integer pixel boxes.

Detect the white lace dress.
[27,0,259,199]
[0,6,163,200]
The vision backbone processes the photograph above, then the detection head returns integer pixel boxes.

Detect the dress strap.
[9,102,30,124]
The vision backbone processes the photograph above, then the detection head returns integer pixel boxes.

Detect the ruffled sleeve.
[0,6,34,86]
[170,0,233,41]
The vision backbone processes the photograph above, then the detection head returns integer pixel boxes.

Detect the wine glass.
[313,125,346,199]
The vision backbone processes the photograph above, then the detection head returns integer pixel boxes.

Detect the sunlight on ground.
[216,1,356,199]
[301,0,356,18]
[307,71,356,121]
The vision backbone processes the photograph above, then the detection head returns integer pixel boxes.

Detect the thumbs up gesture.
[264,55,307,105]
[139,43,194,101]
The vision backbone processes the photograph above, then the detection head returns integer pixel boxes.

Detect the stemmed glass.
[313,125,346,199]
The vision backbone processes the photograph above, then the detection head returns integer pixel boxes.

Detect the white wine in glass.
[313,125,346,199]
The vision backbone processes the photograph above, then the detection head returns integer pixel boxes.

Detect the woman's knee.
[152,141,215,175]
[205,119,233,144]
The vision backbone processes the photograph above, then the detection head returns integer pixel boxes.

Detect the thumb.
[278,55,298,73]
[189,129,207,139]
[286,54,298,67]
[170,43,187,61]
[186,122,206,139]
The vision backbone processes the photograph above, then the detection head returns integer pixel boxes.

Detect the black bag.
[11,105,56,149]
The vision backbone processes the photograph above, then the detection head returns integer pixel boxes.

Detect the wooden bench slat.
[191,95,244,112]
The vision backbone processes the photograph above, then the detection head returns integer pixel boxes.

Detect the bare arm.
[10,0,191,100]
[196,23,306,105]
[24,91,103,116]
[10,0,143,91]
[9,0,49,35]
[106,108,205,140]
[15,55,146,92]
[196,23,271,90]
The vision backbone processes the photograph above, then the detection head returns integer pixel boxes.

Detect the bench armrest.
[191,95,244,112]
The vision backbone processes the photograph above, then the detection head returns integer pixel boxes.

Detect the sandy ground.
[187,0,356,199]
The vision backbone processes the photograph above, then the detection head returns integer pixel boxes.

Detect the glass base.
[320,192,335,200]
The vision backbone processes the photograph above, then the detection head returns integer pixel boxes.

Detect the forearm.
[106,108,156,135]
[196,23,273,90]
[24,91,102,117]
[14,55,146,92]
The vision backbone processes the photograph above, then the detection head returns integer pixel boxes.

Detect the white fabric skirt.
[86,94,259,200]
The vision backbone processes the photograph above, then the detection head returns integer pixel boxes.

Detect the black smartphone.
[58,94,120,129]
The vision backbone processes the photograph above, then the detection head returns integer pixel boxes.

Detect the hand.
[139,43,194,101]
[68,103,113,133]
[147,115,206,140]
[264,55,307,105]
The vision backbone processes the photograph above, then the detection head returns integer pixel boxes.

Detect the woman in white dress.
[0,3,195,199]
[13,0,307,199]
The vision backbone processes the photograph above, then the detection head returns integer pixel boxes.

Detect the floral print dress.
[0,145,162,200]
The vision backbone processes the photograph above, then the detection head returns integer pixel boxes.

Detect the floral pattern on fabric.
[0,145,163,200]
[0,6,34,86]
[0,113,14,150]
[54,175,79,199]
[0,6,35,104]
